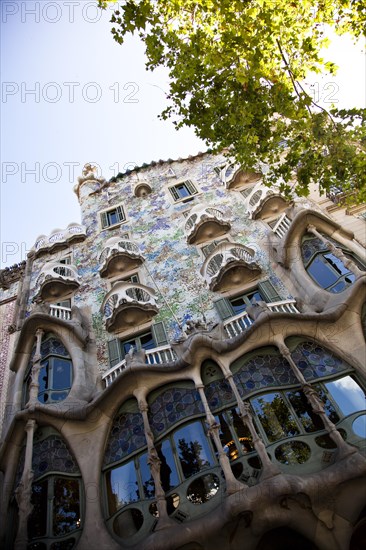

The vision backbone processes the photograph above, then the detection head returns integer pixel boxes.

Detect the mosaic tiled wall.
[0,285,17,432]
[25,153,311,374]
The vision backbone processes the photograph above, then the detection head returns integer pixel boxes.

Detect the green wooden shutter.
[258,280,282,303]
[108,339,122,367]
[151,322,169,346]
[214,298,235,320]
[202,241,217,257]
[116,205,125,222]
[100,212,109,229]
[169,186,180,201]
[185,180,198,195]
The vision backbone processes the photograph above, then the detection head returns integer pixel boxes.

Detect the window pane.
[53,478,81,536]
[122,339,137,356]
[29,480,48,539]
[176,184,190,198]
[325,377,366,416]
[140,332,155,350]
[214,412,238,461]
[106,460,140,515]
[39,362,49,393]
[228,408,254,453]
[139,452,155,499]
[286,390,323,433]
[52,358,71,390]
[230,297,246,314]
[324,253,351,276]
[174,422,213,479]
[108,210,119,225]
[251,393,299,442]
[314,385,340,423]
[307,256,339,289]
[157,439,179,491]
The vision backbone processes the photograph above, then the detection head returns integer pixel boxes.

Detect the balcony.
[223,299,300,337]
[133,178,152,198]
[102,344,176,387]
[219,162,262,190]
[245,184,290,221]
[34,262,80,303]
[49,304,72,321]
[272,213,292,238]
[99,237,144,278]
[185,207,231,244]
[33,223,86,256]
[101,282,158,333]
[201,243,261,292]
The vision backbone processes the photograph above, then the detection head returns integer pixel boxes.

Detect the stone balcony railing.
[49,304,72,321]
[184,207,231,244]
[99,237,144,278]
[244,182,290,221]
[102,344,176,387]
[34,262,81,303]
[101,281,158,332]
[223,299,300,337]
[272,213,292,238]
[201,243,261,291]
[33,223,86,256]
[218,162,262,190]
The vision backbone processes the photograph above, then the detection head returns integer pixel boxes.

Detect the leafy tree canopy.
[99,1,366,203]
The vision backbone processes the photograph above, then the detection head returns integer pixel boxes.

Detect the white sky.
[0,1,365,268]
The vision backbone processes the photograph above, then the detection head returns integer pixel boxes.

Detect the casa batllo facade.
[0,152,365,550]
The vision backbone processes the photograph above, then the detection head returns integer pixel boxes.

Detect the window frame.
[99,203,127,230]
[167,180,200,204]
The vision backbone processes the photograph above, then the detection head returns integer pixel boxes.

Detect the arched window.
[301,233,362,293]
[23,333,73,405]
[15,427,82,549]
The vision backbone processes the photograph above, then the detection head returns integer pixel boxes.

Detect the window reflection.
[173,422,213,479]
[106,460,140,515]
[325,376,366,416]
[286,390,323,432]
[251,393,299,442]
[53,479,80,536]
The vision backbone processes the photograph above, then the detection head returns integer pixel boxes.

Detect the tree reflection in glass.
[173,422,213,479]
[286,390,324,432]
[251,393,299,442]
[106,460,140,515]
[53,478,80,536]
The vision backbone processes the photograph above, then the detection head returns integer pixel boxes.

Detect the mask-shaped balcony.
[101,282,158,333]
[133,178,152,198]
[219,162,262,190]
[185,207,231,244]
[34,223,86,256]
[34,262,80,303]
[200,243,261,292]
[245,184,290,220]
[99,237,144,278]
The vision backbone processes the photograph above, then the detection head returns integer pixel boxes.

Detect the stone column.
[14,419,37,550]
[307,224,362,277]
[195,384,245,494]
[224,372,280,478]
[277,342,356,459]
[26,329,44,407]
[136,395,173,529]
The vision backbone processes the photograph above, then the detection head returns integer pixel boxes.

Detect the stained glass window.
[291,341,350,381]
[148,385,205,437]
[103,405,146,467]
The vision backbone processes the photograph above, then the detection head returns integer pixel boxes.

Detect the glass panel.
[157,439,179,491]
[307,256,339,289]
[228,408,254,453]
[174,421,213,479]
[286,390,324,432]
[325,376,366,416]
[274,441,311,465]
[122,338,137,356]
[186,474,220,504]
[140,332,155,351]
[324,253,351,276]
[314,385,340,424]
[230,296,247,314]
[108,210,119,225]
[149,494,180,517]
[139,452,155,499]
[52,358,71,390]
[352,415,366,438]
[251,393,300,442]
[39,362,49,393]
[106,460,140,515]
[113,508,144,538]
[176,184,190,198]
[214,412,238,461]
[50,539,76,550]
[28,480,48,539]
[53,478,81,536]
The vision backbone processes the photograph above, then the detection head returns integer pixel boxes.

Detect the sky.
[0,1,365,268]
